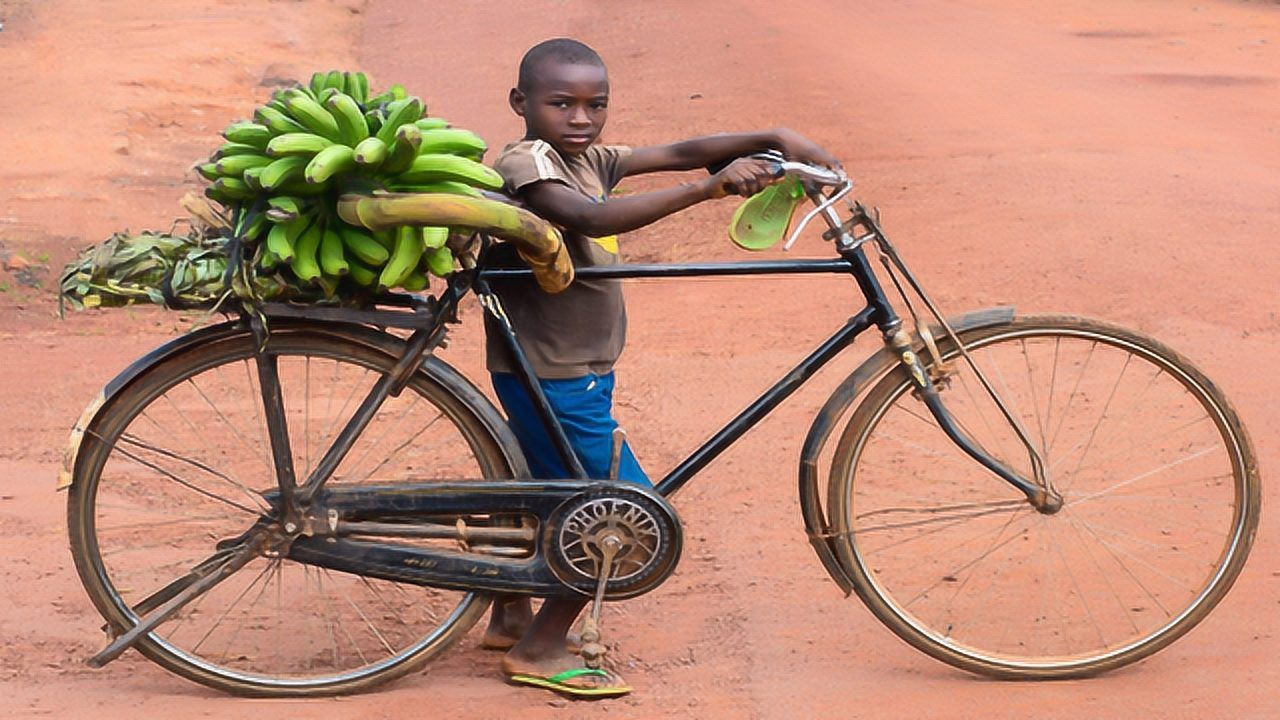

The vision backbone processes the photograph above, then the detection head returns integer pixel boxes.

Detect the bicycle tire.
[827,315,1259,678]
[67,321,527,696]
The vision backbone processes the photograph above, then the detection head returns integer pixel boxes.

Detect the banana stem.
[336,193,573,293]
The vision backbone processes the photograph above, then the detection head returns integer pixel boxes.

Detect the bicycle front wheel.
[67,322,525,696]
[828,315,1259,678]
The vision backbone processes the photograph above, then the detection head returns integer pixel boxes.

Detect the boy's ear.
[508,87,526,117]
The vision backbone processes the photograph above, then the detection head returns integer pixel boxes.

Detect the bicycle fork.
[882,327,1062,514]
[814,189,1062,514]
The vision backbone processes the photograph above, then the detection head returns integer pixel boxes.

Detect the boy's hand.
[773,127,842,170]
[705,157,780,199]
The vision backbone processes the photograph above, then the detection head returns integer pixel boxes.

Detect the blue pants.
[490,371,650,486]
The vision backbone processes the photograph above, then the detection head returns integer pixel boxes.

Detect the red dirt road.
[1,0,1277,718]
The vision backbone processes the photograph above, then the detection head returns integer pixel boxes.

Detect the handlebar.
[744,151,855,250]
[749,150,848,187]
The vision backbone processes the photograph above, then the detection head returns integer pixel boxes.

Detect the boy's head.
[509,38,609,158]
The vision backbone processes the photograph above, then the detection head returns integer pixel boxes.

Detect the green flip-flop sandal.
[508,667,633,698]
[728,175,806,251]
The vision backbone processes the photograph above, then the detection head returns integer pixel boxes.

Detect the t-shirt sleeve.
[493,141,572,193]
[591,145,634,191]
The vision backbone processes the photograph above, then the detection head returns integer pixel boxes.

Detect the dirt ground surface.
[1,0,1278,717]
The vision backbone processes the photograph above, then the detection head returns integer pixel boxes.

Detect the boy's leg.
[491,372,645,693]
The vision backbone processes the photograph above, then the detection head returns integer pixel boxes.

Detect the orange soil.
[0,0,1277,717]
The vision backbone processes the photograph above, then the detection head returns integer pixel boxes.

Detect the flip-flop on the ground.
[507,667,632,699]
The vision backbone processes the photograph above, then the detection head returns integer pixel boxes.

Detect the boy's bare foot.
[502,646,630,698]
[482,595,534,650]
[482,629,584,653]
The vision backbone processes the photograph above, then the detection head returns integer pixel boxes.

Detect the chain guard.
[544,484,682,600]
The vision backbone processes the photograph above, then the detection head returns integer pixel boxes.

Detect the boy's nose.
[569,107,591,126]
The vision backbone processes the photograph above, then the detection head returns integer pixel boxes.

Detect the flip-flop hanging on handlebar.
[728,151,851,251]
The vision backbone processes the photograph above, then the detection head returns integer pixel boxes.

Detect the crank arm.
[87,533,267,668]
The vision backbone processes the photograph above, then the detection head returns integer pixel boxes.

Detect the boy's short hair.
[517,38,606,92]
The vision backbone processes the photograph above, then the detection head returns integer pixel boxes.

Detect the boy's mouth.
[561,134,594,147]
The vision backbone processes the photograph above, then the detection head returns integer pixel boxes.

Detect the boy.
[483,38,839,698]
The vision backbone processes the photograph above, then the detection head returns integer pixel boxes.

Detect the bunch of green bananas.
[196,70,503,296]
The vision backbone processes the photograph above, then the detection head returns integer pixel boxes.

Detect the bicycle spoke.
[118,432,270,513]
[354,411,445,483]
[1070,445,1217,507]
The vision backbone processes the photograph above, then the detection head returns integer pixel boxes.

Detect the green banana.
[266,219,300,262]
[215,153,271,176]
[266,132,334,158]
[242,165,266,190]
[365,109,384,134]
[381,123,421,175]
[346,71,369,105]
[240,211,268,241]
[376,97,425,145]
[414,117,450,132]
[195,162,221,181]
[215,142,266,158]
[265,208,295,223]
[319,226,350,276]
[305,144,356,185]
[224,122,272,149]
[395,153,504,189]
[309,71,328,96]
[258,246,281,272]
[268,196,306,216]
[271,178,330,196]
[347,258,379,287]
[316,87,339,107]
[212,177,255,200]
[401,270,429,292]
[255,105,308,135]
[423,246,454,277]
[290,220,323,283]
[353,136,388,167]
[338,225,390,265]
[325,92,369,146]
[260,156,310,190]
[386,181,483,197]
[325,70,345,93]
[417,128,487,158]
[370,228,395,250]
[379,224,423,290]
[420,226,449,250]
[282,88,344,142]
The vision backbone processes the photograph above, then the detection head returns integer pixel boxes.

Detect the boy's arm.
[623,128,840,177]
[520,158,778,237]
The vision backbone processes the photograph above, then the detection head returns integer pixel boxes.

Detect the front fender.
[797,306,1016,594]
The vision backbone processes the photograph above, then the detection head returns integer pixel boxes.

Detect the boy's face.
[510,60,609,158]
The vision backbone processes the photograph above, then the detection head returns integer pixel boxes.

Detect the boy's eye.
[591,102,608,110]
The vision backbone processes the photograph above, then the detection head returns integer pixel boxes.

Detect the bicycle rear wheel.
[67,322,525,696]
[827,315,1259,678]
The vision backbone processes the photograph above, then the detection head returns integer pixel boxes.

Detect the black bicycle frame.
[475,243,902,498]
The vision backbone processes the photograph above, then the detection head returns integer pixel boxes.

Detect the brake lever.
[782,180,854,251]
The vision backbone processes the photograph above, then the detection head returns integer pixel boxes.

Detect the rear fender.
[797,306,1016,593]
[56,319,525,491]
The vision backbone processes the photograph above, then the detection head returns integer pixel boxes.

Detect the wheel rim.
[77,333,504,690]
[838,323,1253,672]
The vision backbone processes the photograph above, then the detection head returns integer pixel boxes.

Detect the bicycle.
[59,158,1260,696]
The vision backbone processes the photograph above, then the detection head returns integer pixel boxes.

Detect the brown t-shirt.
[484,139,634,379]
